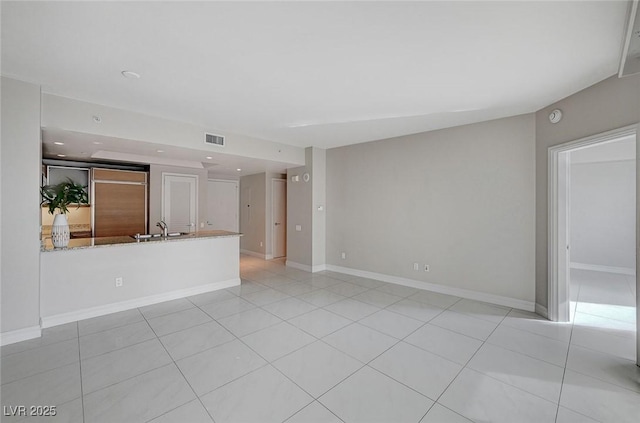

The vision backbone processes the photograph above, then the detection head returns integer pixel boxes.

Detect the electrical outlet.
[200,222,204,228]
[413,263,419,271]
[260,241,263,247]
[341,252,346,260]
[424,265,430,272]
[295,225,302,232]
[115,277,123,287]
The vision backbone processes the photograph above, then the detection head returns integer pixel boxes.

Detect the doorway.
[207,179,239,232]
[162,173,197,233]
[548,124,638,365]
[272,179,287,259]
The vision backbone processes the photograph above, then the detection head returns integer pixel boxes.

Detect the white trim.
[535,303,549,319]
[241,249,267,259]
[286,260,312,272]
[41,278,239,329]
[286,261,326,273]
[570,262,635,276]
[326,264,534,311]
[548,124,638,322]
[312,264,327,273]
[0,325,42,347]
[266,254,274,260]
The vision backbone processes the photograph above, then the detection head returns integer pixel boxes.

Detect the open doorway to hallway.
[549,126,637,366]
[568,136,636,362]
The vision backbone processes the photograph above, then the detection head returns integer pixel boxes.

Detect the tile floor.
[1,258,638,423]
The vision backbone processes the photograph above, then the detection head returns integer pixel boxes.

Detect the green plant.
[40,178,89,215]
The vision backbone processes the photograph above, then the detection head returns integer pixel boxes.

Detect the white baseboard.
[325,264,535,312]
[535,303,549,319]
[0,325,42,347]
[312,264,327,273]
[286,261,327,273]
[286,260,312,272]
[570,262,635,276]
[41,278,240,329]
[265,254,274,260]
[240,249,267,259]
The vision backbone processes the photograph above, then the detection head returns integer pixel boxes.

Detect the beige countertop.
[42,230,242,252]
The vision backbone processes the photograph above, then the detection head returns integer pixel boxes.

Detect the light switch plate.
[295,225,302,231]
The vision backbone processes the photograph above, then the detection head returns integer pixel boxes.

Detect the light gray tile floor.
[1,258,637,422]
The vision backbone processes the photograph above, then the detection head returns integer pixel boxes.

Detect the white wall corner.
[240,249,268,259]
[311,264,327,273]
[535,303,549,319]
[0,325,42,347]
[325,264,535,312]
[286,260,313,272]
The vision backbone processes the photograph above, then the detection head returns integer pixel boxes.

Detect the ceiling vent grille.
[205,133,225,147]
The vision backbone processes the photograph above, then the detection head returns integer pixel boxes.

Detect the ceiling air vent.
[205,133,225,147]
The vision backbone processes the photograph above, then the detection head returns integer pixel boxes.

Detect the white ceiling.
[1,1,630,150]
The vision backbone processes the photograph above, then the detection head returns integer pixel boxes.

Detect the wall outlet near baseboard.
[260,242,263,247]
[341,252,346,260]
[413,263,419,271]
[115,277,123,287]
[424,265,430,272]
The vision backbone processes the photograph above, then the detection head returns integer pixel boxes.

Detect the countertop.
[42,230,242,252]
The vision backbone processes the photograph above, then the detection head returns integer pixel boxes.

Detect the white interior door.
[163,174,197,233]
[272,179,287,258]
[207,179,238,232]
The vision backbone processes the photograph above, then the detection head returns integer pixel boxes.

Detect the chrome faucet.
[156,221,168,237]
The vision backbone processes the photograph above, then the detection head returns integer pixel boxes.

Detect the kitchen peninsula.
[40,230,241,328]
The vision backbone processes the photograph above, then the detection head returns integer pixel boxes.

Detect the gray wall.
[149,164,208,233]
[286,147,326,268]
[287,156,313,267]
[240,173,266,255]
[1,77,42,336]
[570,158,636,270]
[535,73,640,308]
[312,148,326,267]
[326,114,536,303]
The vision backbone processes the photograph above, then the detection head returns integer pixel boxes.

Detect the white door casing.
[272,179,287,258]
[162,173,197,233]
[207,179,239,232]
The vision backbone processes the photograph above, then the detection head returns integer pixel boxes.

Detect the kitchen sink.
[131,232,189,240]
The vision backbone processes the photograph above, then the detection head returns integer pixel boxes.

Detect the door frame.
[161,172,198,232]
[271,178,287,259]
[547,124,638,323]
[207,178,239,232]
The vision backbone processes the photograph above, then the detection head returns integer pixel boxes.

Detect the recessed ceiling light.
[121,70,141,79]
[57,154,66,157]
[156,150,164,153]
[53,141,64,145]
[206,156,213,160]
[236,168,242,172]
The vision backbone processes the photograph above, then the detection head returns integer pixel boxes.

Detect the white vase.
[51,213,70,248]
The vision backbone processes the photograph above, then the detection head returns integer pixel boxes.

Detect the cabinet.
[92,168,148,237]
